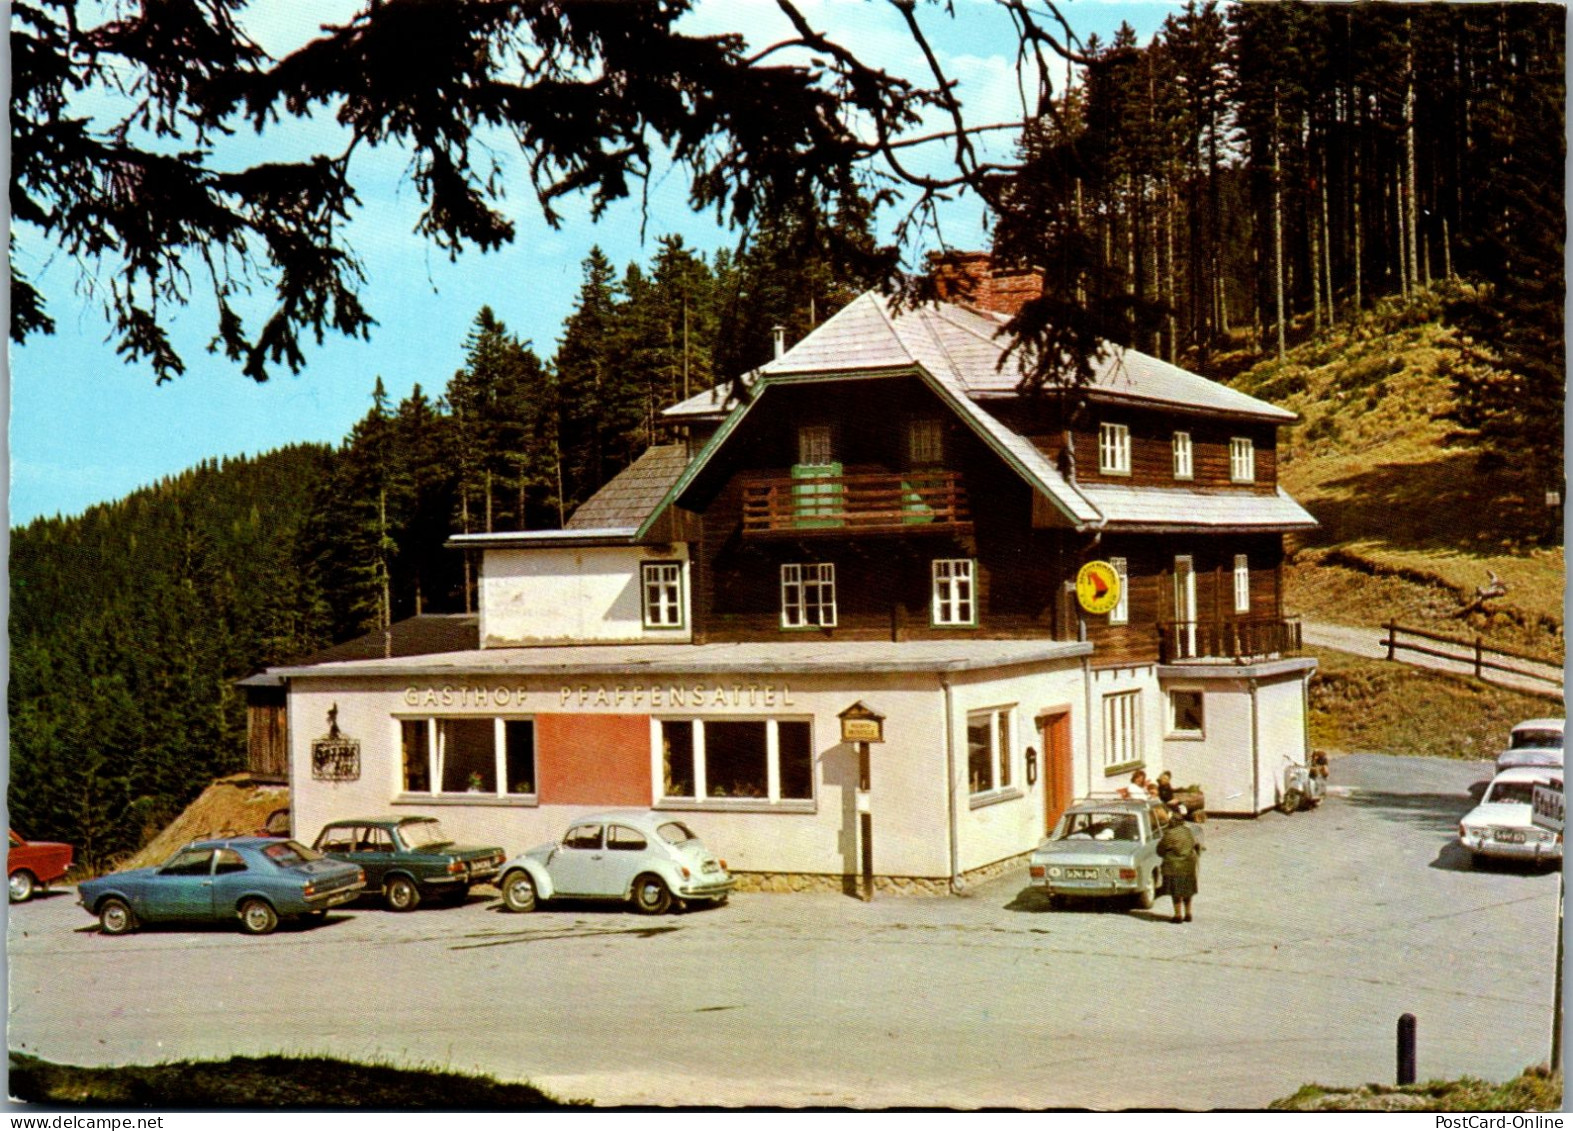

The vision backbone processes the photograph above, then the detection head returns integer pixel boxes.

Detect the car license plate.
[1494,829,1527,843]
[1063,867,1100,880]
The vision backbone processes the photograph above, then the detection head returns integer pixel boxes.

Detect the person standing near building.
[1158,805,1201,923]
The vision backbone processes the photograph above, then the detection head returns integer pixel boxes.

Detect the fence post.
[1474,636,1483,679]
[1385,621,1397,661]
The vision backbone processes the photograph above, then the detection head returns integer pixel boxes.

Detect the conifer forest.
[10,2,1563,866]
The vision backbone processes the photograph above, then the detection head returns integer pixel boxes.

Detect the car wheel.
[385,876,421,912]
[98,897,136,935]
[1136,872,1156,910]
[1279,789,1303,815]
[9,870,36,903]
[238,898,279,936]
[500,870,537,913]
[632,873,672,915]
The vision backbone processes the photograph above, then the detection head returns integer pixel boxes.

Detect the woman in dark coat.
[1158,806,1201,923]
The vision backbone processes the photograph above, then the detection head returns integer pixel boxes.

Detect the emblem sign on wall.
[311,703,361,782]
[1075,560,1123,616]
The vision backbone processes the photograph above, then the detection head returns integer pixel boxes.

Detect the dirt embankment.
[120,774,290,870]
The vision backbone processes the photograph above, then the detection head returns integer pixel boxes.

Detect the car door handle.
[202,881,212,887]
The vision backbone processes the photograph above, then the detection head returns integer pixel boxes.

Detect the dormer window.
[1230,437,1256,482]
[1172,432,1193,480]
[1099,423,1131,475]
[907,418,945,465]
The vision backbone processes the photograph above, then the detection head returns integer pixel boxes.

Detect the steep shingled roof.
[665,291,1296,423]
[565,444,690,530]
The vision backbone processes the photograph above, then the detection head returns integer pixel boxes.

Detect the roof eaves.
[1081,386,1298,423]
[448,528,638,549]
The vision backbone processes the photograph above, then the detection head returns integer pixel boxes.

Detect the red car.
[9,831,74,903]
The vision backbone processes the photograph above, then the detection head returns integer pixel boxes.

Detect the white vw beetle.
[497,811,734,915]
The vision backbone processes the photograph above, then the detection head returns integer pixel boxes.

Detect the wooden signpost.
[839,701,886,900]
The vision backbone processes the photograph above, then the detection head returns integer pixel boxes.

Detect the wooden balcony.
[740,470,972,538]
[1158,617,1303,664]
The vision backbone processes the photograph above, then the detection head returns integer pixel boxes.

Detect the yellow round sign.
[1076,560,1122,615]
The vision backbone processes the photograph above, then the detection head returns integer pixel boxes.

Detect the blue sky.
[7,1,1183,525]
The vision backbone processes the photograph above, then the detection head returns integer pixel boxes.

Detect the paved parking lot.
[7,754,1561,1109]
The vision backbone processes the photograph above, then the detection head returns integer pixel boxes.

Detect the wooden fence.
[1381,621,1563,689]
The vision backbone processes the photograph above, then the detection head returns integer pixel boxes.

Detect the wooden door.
[1041,710,1074,835]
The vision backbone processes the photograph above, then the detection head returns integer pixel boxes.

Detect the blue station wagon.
[77,837,365,936]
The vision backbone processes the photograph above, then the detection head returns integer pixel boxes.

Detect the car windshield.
[1511,728,1563,749]
[262,841,321,867]
[399,821,453,850]
[1057,812,1140,841]
[657,821,696,845]
[1486,781,1539,805]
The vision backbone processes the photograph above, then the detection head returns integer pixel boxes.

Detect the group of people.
[1120,769,1176,805]
[1123,770,1202,924]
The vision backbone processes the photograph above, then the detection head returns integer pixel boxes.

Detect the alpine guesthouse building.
[259,258,1319,894]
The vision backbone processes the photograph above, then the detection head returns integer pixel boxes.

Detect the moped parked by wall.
[1280,750,1330,814]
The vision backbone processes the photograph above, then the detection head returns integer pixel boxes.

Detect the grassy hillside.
[1229,290,1564,661]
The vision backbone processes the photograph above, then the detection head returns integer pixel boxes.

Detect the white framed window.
[1101,690,1143,772]
[1230,436,1256,482]
[781,562,837,628]
[797,424,833,466]
[907,418,944,465]
[1172,431,1193,479]
[932,559,977,626]
[1233,553,1251,614]
[1099,423,1131,475]
[657,718,814,804]
[400,718,536,797]
[641,561,685,629]
[1169,689,1204,736]
[966,706,1015,796]
[1109,556,1129,625]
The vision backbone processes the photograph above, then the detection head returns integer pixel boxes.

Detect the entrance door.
[1173,555,1197,659]
[1040,711,1074,835]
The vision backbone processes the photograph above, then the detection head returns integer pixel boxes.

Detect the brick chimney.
[929,251,1043,317]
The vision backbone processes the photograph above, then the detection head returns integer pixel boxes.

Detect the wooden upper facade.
[458,280,1316,669]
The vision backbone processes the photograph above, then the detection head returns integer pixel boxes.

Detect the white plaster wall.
[478,545,690,646]
[1159,670,1312,815]
[1161,680,1255,814]
[1084,665,1164,798]
[287,669,962,878]
[1256,676,1310,811]
[947,662,1089,874]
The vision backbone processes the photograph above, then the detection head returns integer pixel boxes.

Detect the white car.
[1495,718,1564,773]
[496,811,734,915]
[1458,767,1563,865]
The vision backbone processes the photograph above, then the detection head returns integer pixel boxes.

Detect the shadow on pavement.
[1430,840,1478,872]
[1435,843,1563,876]
[1343,789,1470,829]
[1003,886,1143,915]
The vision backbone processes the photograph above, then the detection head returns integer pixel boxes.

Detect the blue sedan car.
[77,837,365,936]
